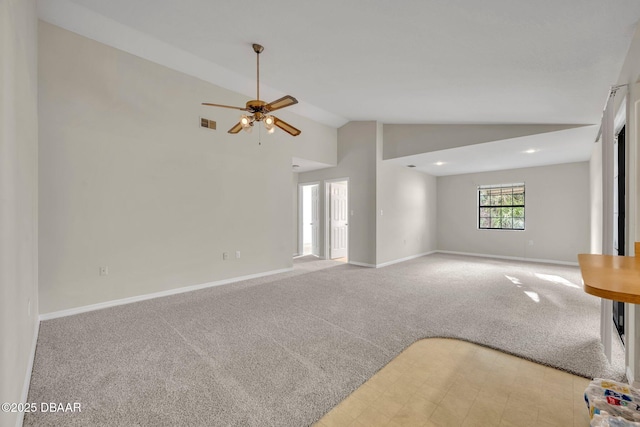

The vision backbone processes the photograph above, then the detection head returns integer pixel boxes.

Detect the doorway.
[299,183,319,257]
[327,179,349,262]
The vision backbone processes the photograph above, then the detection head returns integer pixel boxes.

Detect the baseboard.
[435,250,579,267]
[348,251,437,269]
[375,251,436,268]
[348,261,376,268]
[16,319,40,427]
[39,267,294,321]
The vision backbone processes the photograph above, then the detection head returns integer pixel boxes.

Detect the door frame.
[324,177,350,261]
[298,182,320,257]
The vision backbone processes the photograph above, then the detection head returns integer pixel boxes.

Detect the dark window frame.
[478,183,525,230]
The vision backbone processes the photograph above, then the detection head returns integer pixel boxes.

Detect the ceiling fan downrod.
[253,44,264,101]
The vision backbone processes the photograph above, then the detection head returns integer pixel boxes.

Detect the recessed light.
[407,165,416,168]
[524,149,537,154]
[435,161,445,166]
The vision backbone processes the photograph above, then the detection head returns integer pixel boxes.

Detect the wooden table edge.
[579,253,640,304]
[583,282,640,304]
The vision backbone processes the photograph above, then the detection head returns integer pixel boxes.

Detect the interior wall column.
[627,83,640,387]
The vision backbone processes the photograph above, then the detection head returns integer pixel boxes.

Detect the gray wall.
[376,161,437,264]
[376,122,437,264]
[0,0,39,425]
[437,162,590,263]
[38,23,336,314]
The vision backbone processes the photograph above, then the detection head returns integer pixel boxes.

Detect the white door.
[330,181,348,259]
[311,185,320,256]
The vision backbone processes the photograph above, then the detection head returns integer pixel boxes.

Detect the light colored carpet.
[24,254,624,426]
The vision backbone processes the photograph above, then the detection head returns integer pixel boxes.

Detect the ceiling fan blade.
[228,122,243,134]
[202,102,248,111]
[265,95,298,112]
[273,116,301,136]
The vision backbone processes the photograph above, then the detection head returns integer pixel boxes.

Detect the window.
[478,183,525,230]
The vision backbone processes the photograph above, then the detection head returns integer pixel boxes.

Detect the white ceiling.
[387,125,599,176]
[38,0,640,174]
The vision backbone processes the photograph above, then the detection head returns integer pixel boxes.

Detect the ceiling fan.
[202,44,301,137]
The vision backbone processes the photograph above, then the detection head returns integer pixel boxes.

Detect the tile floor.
[314,338,592,427]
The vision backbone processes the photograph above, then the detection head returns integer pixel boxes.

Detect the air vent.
[200,117,217,130]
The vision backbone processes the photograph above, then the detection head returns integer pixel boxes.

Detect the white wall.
[292,173,299,255]
[292,130,337,169]
[302,186,313,251]
[437,162,590,264]
[38,22,337,314]
[590,141,603,254]
[0,1,39,426]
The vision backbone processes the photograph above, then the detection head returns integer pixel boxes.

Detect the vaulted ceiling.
[39,0,640,174]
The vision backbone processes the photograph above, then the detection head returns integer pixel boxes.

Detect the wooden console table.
[578,248,640,368]
[578,254,640,304]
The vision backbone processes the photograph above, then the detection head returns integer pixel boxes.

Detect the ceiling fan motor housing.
[246,100,268,121]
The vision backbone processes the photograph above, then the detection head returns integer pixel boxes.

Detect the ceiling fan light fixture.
[263,115,276,133]
[240,114,252,128]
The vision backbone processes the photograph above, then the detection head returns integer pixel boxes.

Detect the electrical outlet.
[223,252,228,260]
[236,251,241,259]
[99,266,109,276]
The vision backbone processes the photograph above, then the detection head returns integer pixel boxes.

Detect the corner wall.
[298,121,438,266]
[437,162,590,264]
[0,1,39,426]
[376,123,437,265]
[298,122,378,265]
